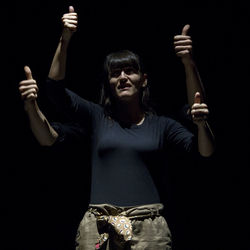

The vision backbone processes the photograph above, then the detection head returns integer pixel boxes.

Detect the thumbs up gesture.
[174,24,193,63]
[61,6,78,41]
[191,92,209,126]
[19,66,39,102]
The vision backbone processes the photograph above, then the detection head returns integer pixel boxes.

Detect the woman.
[19,6,215,250]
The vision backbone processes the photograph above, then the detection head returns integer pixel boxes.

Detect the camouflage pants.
[75,203,172,250]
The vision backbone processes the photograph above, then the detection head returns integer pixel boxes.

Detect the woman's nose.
[120,70,126,78]
[119,71,127,83]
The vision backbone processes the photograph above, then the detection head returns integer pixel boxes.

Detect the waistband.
[88,203,164,220]
[88,203,164,249]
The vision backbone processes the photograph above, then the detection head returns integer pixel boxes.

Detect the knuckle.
[177,51,184,56]
[19,80,25,85]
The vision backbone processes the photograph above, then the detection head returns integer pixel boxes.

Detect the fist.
[191,92,209,126]
[62,6,78,40]
[19,66,38,102]
[174,24,193,62]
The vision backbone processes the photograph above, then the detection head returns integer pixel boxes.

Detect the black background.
[2,1,249,250]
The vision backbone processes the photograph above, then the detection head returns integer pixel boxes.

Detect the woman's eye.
[110,70,121,77]
[110,67,136,78]
[124,68,135,74]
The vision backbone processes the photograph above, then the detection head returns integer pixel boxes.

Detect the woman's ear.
[142,73,148,87]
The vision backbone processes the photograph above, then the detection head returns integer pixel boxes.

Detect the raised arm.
[174,24,206,106]
[19,66,58,146]
[174,24,215,157]
[191,92,215,157]
[48,6,78,80]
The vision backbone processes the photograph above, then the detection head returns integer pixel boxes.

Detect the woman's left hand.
[174,24,193,63]
[191,92,209,126]
[61,6,78,41]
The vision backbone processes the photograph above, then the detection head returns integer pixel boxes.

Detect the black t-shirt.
[44,78,196,206]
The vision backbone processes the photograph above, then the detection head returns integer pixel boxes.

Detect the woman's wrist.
[24,100,38,113]
[182,56,195,67]
[61,30,73,45]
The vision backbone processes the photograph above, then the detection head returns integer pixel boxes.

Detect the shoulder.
[148,113,178,126]
[149,113,191,134]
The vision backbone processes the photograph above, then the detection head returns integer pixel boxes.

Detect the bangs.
[105,50,141,75]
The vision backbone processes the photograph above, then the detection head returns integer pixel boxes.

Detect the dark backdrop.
[3,1,249,250]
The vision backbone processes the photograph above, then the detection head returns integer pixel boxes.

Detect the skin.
[19,6,215,156]
[48,6,77,80]
[19,66,58,146]
[108,66,148,124]
[109,67,147,102]
[173,25,215,150]
[18,6,78,146]
[174,24,206,107]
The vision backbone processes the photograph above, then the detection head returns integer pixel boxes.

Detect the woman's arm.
[174,24,206,106]
[191,92,215,157]
[48,6,78,80]
[19,66,58,146]
[174,25,215,156]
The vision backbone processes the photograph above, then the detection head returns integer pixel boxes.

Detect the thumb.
[24,65,33,80]
[181,24,190,36]
[194,92,201,104]
[69,6,74,13]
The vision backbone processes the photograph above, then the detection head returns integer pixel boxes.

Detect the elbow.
[38,136,58,147]
[199,151,213,158]
[199,147,215,158]
[39,141,55,147]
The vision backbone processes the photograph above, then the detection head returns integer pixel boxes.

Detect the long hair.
[99,50,155,117]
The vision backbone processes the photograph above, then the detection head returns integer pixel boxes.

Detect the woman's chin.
[117,94,134,102]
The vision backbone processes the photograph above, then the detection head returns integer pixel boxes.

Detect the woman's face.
[108,66,147,103]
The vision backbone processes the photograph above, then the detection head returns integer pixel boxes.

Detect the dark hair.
[99,50,155,117]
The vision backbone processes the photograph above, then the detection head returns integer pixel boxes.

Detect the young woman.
[19,6,215,250]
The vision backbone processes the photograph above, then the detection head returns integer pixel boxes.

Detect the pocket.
[77,211,99,241]
[131,216,172,245]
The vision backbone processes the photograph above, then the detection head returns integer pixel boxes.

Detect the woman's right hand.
[61,6,78,42]
[19,66,38,108]
[173,24,193,64]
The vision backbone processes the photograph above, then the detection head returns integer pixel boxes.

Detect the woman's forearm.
[24,101,58,146]
[183,59,206,107]
[48,7,78,81]
[48,37,70,81]
[197,121,215,157]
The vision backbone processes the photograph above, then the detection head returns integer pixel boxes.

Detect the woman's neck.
[114,100,145,125]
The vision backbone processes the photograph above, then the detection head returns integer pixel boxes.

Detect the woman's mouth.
[119,84,132,91]
[120,86,131,91]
